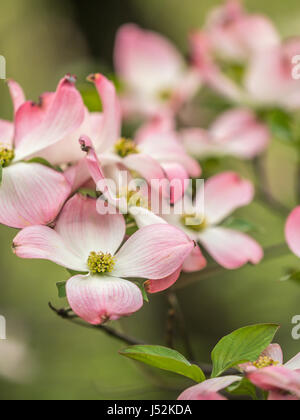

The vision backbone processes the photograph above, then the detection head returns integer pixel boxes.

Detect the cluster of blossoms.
[1,0,300,400]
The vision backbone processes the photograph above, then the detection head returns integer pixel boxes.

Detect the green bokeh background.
[0,0,300,400]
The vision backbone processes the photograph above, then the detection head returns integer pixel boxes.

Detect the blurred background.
[0,0,300,400]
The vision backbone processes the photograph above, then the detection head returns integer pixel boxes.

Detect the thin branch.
[48,303,219,377]
[48,302,145,346]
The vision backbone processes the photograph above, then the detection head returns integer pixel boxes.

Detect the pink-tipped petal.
[55,194,126,261]
[262,344,284,365]
[137,126,201,178]
[14,75,85,160]
[13,226,86,271]
[123,153,166,184]
[146,267,182,294]
[210,109,270,159]
[88,74,121,153]
[182,246,207,273]
[161,163,189,204]
[199,227,263,270]
[79,135,106,187]
[285,353,300,371]
[114,24,184,96]
[0,162,71,229]
[66,274,143,325]
[178,376,242,401]
[7,80,26,113]
[248,366,300,398]
[0,120,14,147]
[285,207,300,258]
[201,172,254,225]
[64,158,91,194]
[113,224,194,280]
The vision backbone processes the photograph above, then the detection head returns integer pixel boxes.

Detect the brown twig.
[48,302,145,346]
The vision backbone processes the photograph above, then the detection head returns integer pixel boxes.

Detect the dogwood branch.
[48,302,145,346]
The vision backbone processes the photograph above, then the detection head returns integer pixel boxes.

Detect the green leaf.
[132,281,149,303]
[120,345,206,383]
[66,269,86,277]
[227,378,258,401]
[27,157,62,172]
[222,217,259,233]
[56,281,67,299]
[260,108,294,143]
[281,270,300,285]
[211,324,279,378]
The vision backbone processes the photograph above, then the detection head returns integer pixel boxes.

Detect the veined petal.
[201,172,254,225]
[262,344,284,365]
[113,224,194,279]
[64,158,91,194]
[7,80,26,113]
[248,366,300,397]
[0,120,14,147]
[14,75,85,161]
[55,194,126,261]
[199,227,263,270]
[285,353,300,371]
[178,376,242,401]
[161,163,189,204]
[0,162,71,229]
[182,246,207,273]
[285,207,300,258]
[13,226,86,272]
[145,267,182,294]
[123,153,166,184]
[88,74,121,153]
[66,274,143,325]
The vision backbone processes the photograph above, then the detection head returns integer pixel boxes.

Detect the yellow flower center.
[87,252,116,274]
[0,146,14,167]
[158,88,173,102]
[115,138,139,158]
[252,356,279,369]
[181,214,207,232]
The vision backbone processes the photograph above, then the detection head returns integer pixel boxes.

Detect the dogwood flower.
[79,74,201,198]
[245,37,300,110]
[13,194,194,324]
[114,24,201,119]
[79,137,193,294]
[178,376,242,401]
[163,172,263,270]
[181,108,270,160]
[245,344,300,400]
[0,75,84,228]
[204,0,279,62]
[191,5,300,111]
